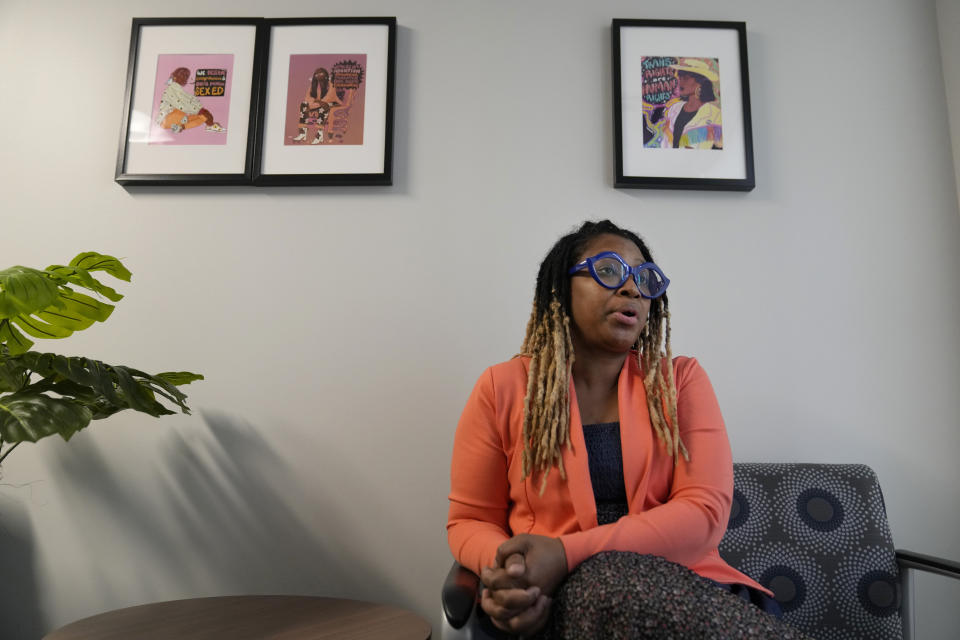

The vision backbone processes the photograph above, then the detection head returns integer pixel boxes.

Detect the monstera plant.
[0,252,202,470]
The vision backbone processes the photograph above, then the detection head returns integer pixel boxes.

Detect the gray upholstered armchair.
[441,463,960,639]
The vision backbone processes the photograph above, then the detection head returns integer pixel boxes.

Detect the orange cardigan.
[447,353,769,594]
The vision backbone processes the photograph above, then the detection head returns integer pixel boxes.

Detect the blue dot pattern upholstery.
[719,464,902,639]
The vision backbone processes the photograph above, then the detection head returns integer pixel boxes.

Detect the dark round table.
[43,595,431,639]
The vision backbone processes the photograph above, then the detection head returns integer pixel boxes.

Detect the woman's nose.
[618,275,641,297]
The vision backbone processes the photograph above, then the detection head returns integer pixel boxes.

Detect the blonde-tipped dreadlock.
[519,298,574,491]
[517,221,688,494]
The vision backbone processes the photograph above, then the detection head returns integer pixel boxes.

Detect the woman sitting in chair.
[156,67,223,134]
[293,67,341,145]
[447,220,809,638]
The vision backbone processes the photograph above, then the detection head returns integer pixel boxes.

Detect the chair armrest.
[442,562,481,629]
[896,549,960,580]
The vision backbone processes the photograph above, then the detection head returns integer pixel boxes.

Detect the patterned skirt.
[299,102,329,126]
[534,552,813,639]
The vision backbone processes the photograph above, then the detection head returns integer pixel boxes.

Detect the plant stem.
[0,441,21,466]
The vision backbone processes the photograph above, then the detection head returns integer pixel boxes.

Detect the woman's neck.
[683,96,703,112]
[571,352,625,390]
[571,346,628,424]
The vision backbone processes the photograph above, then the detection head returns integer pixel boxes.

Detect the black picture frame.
[612,19,755,191]
[115,18,266,186]
[252,17,397,186]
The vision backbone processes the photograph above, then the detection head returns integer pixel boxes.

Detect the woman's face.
[676,73,700,99]
[568,233,652,357]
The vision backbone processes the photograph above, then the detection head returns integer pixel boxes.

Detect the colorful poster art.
[148,54,234,145]
[284,54,367,146]
[641,56,722,150]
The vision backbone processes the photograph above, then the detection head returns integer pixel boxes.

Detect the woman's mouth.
[612,310,639,326]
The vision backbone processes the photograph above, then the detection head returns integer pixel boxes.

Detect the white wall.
[938,0,960,211]
[1,0,959,637]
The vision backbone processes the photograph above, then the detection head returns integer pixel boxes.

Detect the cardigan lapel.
[618,355,652,506]
[562,382,599,531]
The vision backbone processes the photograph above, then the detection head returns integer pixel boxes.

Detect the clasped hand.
[479,534,568,636]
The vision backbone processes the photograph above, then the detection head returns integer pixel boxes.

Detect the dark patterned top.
[581,422,628,525]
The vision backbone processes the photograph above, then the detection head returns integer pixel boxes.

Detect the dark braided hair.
[519,220,688,493]
[310,68,329,100]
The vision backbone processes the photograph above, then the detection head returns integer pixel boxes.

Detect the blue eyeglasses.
[568,251,670,298]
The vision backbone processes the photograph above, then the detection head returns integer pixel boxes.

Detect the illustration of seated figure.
[294,68,341,144]
[156,67,224,133]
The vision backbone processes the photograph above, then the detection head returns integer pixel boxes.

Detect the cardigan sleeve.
[446,367,512,575]
[559,358,734,570]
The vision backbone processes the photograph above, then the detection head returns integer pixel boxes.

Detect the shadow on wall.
[0,488,42,640]
[158,411,414,602]
[43,412,414,623]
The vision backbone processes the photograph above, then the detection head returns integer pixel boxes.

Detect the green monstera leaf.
[0,392,92,444]
[0,351,203,446]
[154,371,206,387]
[0,252,128,355]
[0,346,29,393]
[45,252,131,302]
[0,253,202,466]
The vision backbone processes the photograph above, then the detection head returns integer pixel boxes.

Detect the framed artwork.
[115,18,265,186]
[612,19,755,191]
[253,17,397,186]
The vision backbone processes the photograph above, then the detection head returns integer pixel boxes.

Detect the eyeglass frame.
[567,251,670,299]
